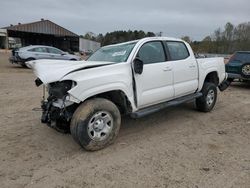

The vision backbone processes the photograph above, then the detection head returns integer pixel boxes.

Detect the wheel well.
[89,90,132,115]
[204,72,219,86]
[26,57,35,61]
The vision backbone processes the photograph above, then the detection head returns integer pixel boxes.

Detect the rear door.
[134,41,174,108]
[29,47,50,59]
[165,41,198,97]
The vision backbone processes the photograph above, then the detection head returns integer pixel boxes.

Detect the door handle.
[189,65,196,68]
[163,67,172,71]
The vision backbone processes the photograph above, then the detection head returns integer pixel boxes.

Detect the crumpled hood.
[26,59,112,84]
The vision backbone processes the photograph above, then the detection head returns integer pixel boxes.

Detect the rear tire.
[196,82,217,112]
[70,98,121,151]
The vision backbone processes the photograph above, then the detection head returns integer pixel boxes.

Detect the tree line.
[82,30,155,46]
[82,21,250,54]
[184,22,250,54]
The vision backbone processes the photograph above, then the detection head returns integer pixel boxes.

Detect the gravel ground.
[0,52,249,188]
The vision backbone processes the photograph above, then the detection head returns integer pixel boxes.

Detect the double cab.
[27,37,229,151]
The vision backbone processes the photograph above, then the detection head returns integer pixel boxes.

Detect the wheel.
[70,98,121,151]
[70,59,77,61]
[241,63,250,78]
[196,82,217,112]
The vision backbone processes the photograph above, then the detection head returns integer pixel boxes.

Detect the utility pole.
[156,32,163,37]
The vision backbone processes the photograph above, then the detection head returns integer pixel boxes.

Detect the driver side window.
[137,41,166,64]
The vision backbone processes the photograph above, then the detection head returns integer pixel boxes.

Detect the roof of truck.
[105,37,184,47]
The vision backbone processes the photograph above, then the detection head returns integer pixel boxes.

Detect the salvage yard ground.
[0,52,250,188]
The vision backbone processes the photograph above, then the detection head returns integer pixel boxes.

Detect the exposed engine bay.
[38,79,78,133]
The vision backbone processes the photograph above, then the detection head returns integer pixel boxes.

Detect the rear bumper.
[228,73,250,80]
[228,73,242,79]
[218,79,231,91]
[218,73,231,91]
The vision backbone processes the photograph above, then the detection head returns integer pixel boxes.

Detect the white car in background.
[9,45,81,67]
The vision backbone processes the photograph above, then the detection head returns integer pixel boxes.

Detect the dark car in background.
[9,45,81,67]
[226,51,250,81]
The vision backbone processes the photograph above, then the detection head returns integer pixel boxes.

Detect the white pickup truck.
[27,37,230,151]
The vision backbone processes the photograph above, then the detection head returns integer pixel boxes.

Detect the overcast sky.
[1,0,249,40]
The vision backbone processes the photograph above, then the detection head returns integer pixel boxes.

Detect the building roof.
[3,19,78,37]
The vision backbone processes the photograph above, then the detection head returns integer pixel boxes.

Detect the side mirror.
[61,52,67,56]
[133,58,143,74]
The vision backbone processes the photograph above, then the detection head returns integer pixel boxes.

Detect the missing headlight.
[49,80,75,99]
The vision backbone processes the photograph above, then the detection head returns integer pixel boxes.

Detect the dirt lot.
[0,52,249,188]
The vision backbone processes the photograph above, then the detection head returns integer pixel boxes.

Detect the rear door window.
[166,41,190,61]
[29,47,48,53]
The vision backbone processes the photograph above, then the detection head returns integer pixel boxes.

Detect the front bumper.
[9,56,25,64]
[41,99,73,124]
[41,99,74,133]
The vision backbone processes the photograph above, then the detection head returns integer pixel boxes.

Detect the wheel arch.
[69,89,134,115]
[86,90,133,115]
[26,57,36,61]
[199,70,219,91]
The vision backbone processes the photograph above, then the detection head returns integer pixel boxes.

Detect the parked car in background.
[226,51,250,81]
[9,45,81,67]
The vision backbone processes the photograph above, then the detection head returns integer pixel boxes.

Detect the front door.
[47,47,65,60]
[134,41,174,108]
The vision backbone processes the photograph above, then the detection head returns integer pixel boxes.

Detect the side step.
[131,92,203,118]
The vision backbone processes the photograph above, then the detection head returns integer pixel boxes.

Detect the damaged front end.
[37,79,78,133]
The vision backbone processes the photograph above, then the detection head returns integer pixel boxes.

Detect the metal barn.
[2,19,79,52]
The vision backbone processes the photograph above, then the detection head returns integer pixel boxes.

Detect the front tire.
[196,82,217,112]
[70,98,121,151]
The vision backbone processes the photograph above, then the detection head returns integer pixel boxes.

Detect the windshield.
[87,42,137,63]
